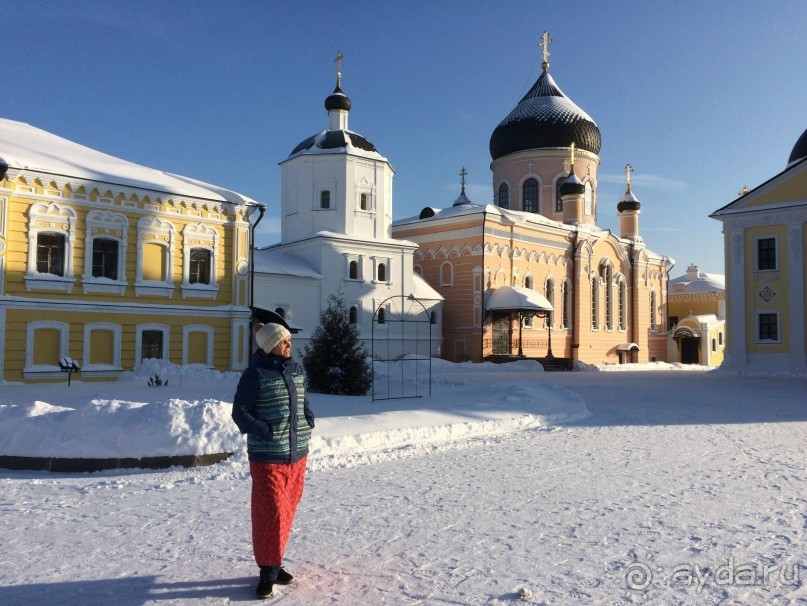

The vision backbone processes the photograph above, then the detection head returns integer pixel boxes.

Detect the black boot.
[276,567,294,585]
[256,566,279,599]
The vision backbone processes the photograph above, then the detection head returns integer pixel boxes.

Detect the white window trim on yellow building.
[135,323,170,366]
[25,202,77,293]
[755,310,781,344]
[82,322,123,377]
[83,210,129,295]
[135,217,176,297]
[182,324,214,367]
[753,234,778,272]
[24,320,69,379]
[181,223,219,299]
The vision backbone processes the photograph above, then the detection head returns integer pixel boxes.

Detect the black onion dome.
[617,188,641,212]
[559,167,585,197]
[788,127,807,166]
[489,67,601,161]
[324,82,352,112]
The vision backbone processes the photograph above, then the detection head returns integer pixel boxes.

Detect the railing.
[484,338,551,352]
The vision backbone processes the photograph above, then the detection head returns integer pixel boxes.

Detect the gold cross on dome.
[538,30,553,65]
[569,141,576,166]
[335,50,343,81]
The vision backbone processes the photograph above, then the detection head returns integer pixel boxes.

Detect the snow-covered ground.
[1,359,806,605]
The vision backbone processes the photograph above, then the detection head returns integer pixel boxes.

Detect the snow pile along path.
[0,358,587,470]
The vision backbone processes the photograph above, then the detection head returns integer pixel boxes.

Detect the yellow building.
[0,118,258,382]
[667,264,726,367]
[710,127,807,372]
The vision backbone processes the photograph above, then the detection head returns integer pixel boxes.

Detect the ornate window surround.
[83,210,129,295]
[181,223,219,299]
[25,202,77,293]
[135,217,176,297]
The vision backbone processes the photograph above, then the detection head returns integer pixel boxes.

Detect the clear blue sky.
[3,0,805,276]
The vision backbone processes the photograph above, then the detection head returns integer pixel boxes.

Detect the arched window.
[320,190,331,209]
[562,280,571,329]
[650,291,657,330]
[545,279,554,327]
[523,178,538,213]
[498,183,509,209]
[524,275,533,290]
[440,262,453,287]
[591,277,599,330]
[349,260,358,280]
[377,263,387,282]
[619,281,627,330]
[601,265,613,330]
[378,308,386,324]
[349,306,358,324]
[555,178,565,212]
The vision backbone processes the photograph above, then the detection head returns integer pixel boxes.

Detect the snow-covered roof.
[0,118,258,205]
[670,269,725,295]
[284,129,386,163]
[413,273,443,301]
[252,248,322,278]
[486,285,553,312]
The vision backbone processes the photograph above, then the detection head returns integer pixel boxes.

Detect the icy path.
[2,371,806,605]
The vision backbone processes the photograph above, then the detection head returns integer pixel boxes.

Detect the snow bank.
[0,358,582,471]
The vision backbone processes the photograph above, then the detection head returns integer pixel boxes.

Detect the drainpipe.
[248,203,267,354]
[629,242,635,348]
[571,230,579,359]
[481,209,488,361]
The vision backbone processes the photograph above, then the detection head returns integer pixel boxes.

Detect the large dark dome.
[289,130,378,156]
[490,67,601,161]
[788,127,807,166]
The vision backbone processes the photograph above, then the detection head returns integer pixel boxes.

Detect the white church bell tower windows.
[320,190,331,209]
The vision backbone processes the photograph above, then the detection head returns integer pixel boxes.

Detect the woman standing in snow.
[232,323,315,599]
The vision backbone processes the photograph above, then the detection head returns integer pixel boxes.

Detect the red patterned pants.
[249,457,307,567]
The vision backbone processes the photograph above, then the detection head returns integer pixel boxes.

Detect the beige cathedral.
[392,35,674,366]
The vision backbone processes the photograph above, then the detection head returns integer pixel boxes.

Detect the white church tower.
[253,54,443,359]
[280,51,394,244]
